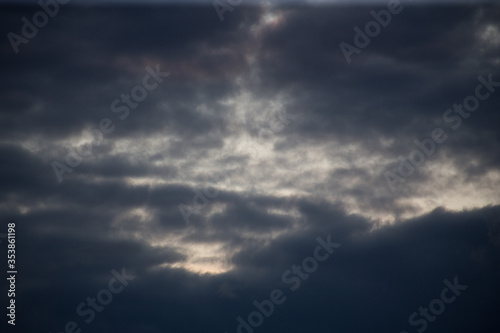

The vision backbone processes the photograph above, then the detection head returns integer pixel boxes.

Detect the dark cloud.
[1,2,499,333]
[2,197,500,332]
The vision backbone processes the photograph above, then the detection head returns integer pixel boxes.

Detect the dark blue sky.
[1,2,499,333]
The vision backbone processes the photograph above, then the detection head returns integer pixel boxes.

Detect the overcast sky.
[1,1,500,333]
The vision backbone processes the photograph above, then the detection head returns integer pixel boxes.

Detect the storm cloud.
[0,1,499,332]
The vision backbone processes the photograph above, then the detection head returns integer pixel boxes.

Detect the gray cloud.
[1,3,500,333]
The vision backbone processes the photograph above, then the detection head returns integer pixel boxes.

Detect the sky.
[1,1,500,333]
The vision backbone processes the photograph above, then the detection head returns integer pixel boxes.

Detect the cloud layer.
[0,3,499,333]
